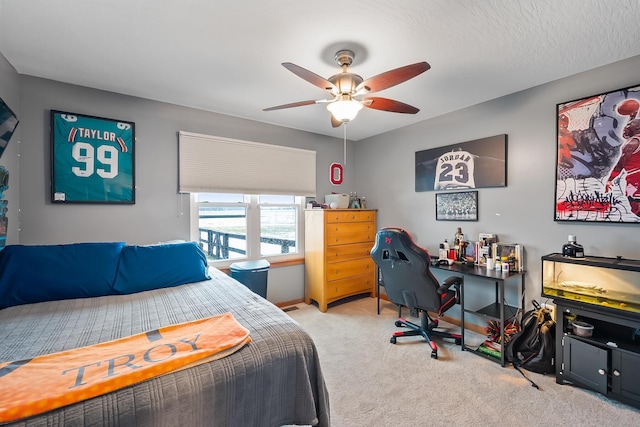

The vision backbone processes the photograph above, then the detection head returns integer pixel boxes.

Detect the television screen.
[0,97,19,160]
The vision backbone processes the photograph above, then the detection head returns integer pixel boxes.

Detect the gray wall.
[8,54,640,308]
[15,76,358,303]
[353,54,640,312]
[0,53,20,245]
[17,76,356,244]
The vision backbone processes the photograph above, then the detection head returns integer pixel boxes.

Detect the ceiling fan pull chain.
[343,124,347,165]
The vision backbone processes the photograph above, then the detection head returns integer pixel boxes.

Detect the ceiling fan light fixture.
[327,97,363,123]
[264,51,429,126]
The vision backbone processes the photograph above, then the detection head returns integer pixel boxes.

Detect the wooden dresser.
[304,209,377,312]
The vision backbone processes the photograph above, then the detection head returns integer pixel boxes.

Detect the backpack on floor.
[506,300,556,388]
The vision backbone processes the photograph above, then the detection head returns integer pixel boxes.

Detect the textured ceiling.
[1,0,639,141]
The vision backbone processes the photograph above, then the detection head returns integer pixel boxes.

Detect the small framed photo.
[50,110,135,204]
[435,190,478,221]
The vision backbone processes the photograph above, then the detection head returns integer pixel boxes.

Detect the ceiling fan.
[263,50,430,127]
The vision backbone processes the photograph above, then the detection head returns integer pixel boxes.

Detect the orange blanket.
[0,313,250,423]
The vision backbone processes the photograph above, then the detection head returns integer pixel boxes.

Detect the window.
[258,195,299,257]
[192,193,304,266]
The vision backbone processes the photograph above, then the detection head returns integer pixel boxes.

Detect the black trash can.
[229,260,270,298]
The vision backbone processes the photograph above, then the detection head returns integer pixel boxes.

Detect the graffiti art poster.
[555,84,640,223]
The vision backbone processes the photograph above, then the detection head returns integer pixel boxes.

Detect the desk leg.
[377,275,380,315]
[460,276,465,351]
[521,274,526,312]
[498,279,505,366]
[376,267,381,315]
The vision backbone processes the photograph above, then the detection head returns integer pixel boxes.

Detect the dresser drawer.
[326,222,375,245]
[326,257,375,281]
[326,242,374,263]
[326,210,376,223]
[326,273,374,299]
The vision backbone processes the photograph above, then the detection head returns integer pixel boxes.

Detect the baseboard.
[433,313,486,336]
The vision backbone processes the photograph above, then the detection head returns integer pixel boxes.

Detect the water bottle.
[439,243,447,260]
[443,239,451,259]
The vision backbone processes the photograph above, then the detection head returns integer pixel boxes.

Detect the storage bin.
[229,260,270,298]
[572,321,594,337]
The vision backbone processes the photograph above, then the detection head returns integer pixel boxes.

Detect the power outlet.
[541,302,556,321]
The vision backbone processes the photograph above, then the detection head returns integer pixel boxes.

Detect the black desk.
[433,262,526,366]
[377,262,525,366]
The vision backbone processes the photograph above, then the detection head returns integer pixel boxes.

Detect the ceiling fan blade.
[356,62,430,94]
[331,114,343,128]
[363,97,420,114]
[282,62,338,93]
[263,100,319,111]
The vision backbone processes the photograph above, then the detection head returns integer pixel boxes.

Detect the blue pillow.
[112,241,210,294]
[0,242,126,309]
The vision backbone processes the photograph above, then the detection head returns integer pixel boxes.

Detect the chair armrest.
[437,276,463,304]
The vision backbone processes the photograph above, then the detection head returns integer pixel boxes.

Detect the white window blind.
[178,131,316,196]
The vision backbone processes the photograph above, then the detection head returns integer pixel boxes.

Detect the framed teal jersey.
[50,110,135,204]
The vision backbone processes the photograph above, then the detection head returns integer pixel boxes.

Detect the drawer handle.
[613,369,621,377]
[598,369,606,376]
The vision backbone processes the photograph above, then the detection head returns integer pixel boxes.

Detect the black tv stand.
[555,300,640,409]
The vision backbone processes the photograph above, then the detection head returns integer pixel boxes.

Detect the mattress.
[0,268,330,427]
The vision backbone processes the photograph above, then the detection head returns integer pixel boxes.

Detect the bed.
[0,243,330,427]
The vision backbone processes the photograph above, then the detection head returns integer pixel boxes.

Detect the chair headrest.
[373,227,431,261]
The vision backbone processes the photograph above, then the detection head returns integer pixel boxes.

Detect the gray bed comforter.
[0,268,330,427]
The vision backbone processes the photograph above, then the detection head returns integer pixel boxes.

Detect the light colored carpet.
[286,296,640,427]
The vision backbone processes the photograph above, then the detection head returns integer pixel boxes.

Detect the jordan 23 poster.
[51,110,135,204]
[415,134,507,192]
[555,84,640,223]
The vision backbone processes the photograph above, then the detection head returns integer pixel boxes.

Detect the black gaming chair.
[371,227,462,359]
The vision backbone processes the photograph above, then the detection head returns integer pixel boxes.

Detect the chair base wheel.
[431,351,438,359]
[390,336,397,344]
[394,320,403,327]
[455,338,462,345]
